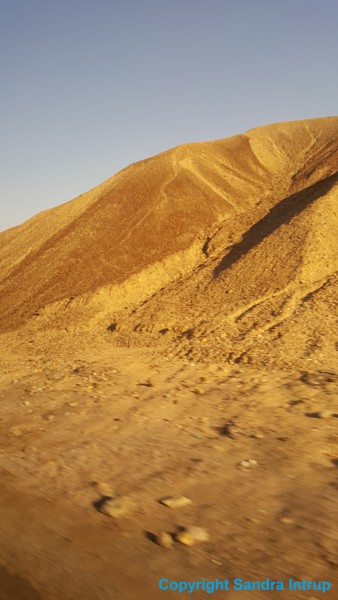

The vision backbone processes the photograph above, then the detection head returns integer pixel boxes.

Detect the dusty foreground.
[0,344,337,600]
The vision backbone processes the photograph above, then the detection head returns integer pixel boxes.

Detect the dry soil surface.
[0,340,337,600]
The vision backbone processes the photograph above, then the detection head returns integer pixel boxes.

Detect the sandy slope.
[0,117,337,344]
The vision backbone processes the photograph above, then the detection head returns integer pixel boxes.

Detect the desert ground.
[0,117,337,599]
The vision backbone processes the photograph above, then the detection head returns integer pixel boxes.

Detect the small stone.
[159,496,192,509]
[247,517,261,524]
[317,410,332,419]
[139,378,154,387]
[239,459,257,467]
[185,526,209,541]
[99,495,134,518]
[279,516,294,525]
[92,481,112,494]
[193,387,205,395]
[210,557,222,566]
[26,445,37,452]
[42,412,55,422]
[176,526,209,545]
[156,532,174,548]
[9,426,23,437]
[176,531,195,546]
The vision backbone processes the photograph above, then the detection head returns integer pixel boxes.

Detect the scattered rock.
[247,517,261,524]
[176,531,195,546]
[279,516,294,525]
[138,378,154,387]
[25,445,37,452]
[99,495,134,518]
[300,372,320,386]
[159,496,192,509]
[156,532,174,548]
[42,412,55,422]
[300,371,335,387]
[210,557,222,566]
[9,426,23,437]
[91,481,112,494]
[176,526,209,545]
[239,459,257,468]
[317,410,332,419]
[185,526,209,541]
[193,387,205,395]
[215,420,237,438]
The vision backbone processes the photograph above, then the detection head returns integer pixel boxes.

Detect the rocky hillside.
[0,117,337,369]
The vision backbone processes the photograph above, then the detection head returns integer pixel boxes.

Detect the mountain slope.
[0,117,337,370]
[112,170,338,369]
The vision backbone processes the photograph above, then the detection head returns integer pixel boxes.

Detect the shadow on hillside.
[214,172,338,278]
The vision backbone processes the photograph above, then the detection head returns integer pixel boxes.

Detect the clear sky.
[1,0,337,231]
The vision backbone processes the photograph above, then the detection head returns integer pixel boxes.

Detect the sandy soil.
[0,341,337,599]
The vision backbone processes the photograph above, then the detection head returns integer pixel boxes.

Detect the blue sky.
[1,0,337,231]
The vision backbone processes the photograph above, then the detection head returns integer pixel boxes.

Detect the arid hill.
[0,117,337,369]
[0,118,338,600]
